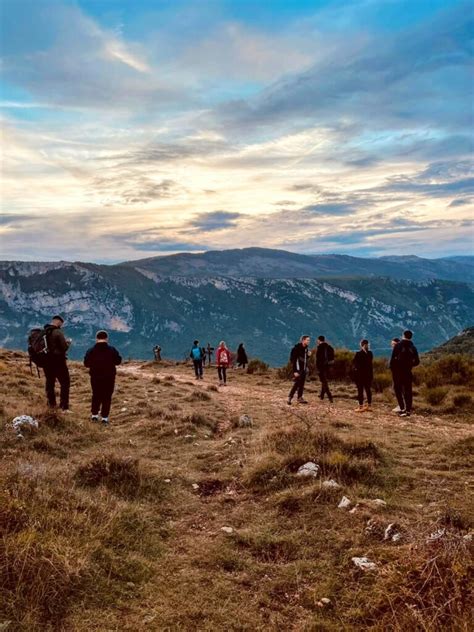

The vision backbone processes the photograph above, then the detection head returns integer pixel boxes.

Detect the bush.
[419,354,474,388]
[372,370,393,393]
[453,393,472,408]
[424,386,449,406]
[246,359,269,375]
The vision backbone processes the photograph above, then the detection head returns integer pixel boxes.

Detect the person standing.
[84,330,122,425]
[206,342,215,366]
[216,341,231,386]
[201,346,207,366]
[390,330,420,417]
[287,335,310,405]
[190,339,204,380]
[236,343,248,369]
[153,345,162,361]
[316,335,334,403]
[43,315,71,411]
[389,337,401,412]
[352,339,373,412]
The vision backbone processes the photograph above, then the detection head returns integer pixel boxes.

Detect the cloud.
[190,211,243,231]
[302,203,356,216]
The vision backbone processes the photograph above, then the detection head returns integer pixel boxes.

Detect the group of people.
[29,315,419,426]
[189,340,249,384]
[288,331,419,417]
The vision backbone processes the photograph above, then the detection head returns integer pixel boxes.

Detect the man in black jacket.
[43,315,71,410]
[287,335,310,405]
[316,335,334,403]
[390,330,420,417]
[84,330,122,425]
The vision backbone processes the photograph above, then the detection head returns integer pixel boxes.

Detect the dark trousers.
[289,372,306,400]
[356,379,372,405]
[44,358,70,409]
[193,359,203,377]
[237,362,247,369]
[318,369,333,401]
[91,375,115,418]
[218,366,227,383]
[394,371,413,413]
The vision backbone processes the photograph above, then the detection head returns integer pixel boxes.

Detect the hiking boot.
[392,406,401,412]
[365,404,372,412]
[398,410,408,417]
[287,398,292,406]
[91,415,99,423]
[102,417,109,426]
[355,405,365,412]
[297,398,308,404]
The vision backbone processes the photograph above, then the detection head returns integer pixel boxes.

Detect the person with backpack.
[389,337,401,412]
[316,335,334,403]
[352,339,373,412]
[287,335,310,405]
[33,315,71,411]
[236,343,248,369]
[206,342,215,366]
[84,330,122,425]
[190,340,204,379]
[390,330,420,417]
[216,341,231,386]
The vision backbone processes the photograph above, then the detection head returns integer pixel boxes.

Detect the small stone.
[238,414,253,428]
[296,462,320,478]
[349,504,360,514]
[392,532,402,542]
[322,479,341,489]
[221,526,233,534]
[120,407,127,412]
[192,483,199,490]
[338,495,352,509]
[164,479,171,483]
[463,533,472,542]
[352,556,377,571]
[320,597,331,605]
[372,498,387,507]
[427,528,445,543]
[384,523,397,540]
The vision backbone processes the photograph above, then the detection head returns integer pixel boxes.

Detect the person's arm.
[84,348,92,367]
[114,348,122,366]
[412,345,420,367]
[389,345,398,370]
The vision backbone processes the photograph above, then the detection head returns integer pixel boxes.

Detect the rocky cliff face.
[1,257,473,365]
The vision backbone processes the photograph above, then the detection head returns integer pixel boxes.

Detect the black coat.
[390,339,420,374]
[237,345,248,364]
[290,343,309,374]
[352,349,373,382]
[316,342,331,371]
[84,343,122,378]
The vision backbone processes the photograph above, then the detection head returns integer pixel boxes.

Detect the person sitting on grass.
[352,339,373,412]
[84,330,122,426]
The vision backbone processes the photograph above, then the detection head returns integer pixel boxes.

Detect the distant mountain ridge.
[1,249,473,365]
[427,327,474,357]
[121,248,474,283]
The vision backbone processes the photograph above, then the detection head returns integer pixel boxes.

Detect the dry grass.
[0,347,472,631]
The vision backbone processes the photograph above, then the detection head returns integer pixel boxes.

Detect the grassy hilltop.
[0,349,473,631]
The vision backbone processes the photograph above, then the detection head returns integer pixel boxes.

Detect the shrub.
[372,370,393,393]
[424,386,449,406]
[246,359,269,374]
[186,390,211,402]
[453,393,472,408]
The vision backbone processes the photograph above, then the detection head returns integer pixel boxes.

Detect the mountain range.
[1,249,473,365]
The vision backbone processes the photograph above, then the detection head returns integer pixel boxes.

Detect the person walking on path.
[352,339,373,412]
[216,341,231,385]
[153,345,162,361]
[316,335,334,403]
[43,315,71,411]
[236,343,248,369]
[201,346,207,366]
[190,339,204,379]
[287,335,310,405]
[84,330,122,425]
[390,330,420,417]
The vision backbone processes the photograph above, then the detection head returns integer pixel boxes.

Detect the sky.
[0,0,473,262]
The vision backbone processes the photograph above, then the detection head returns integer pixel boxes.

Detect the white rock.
[352,556,377,571]
[427,528,445,543]
[322,479,341,489]
[392,533,402,542]
[384,523,397,540]
[349,504,360,514]
[164,479,171,483]
[296,462,320,478]
[120,407,127,412]
[192,483,199,490]
[221,526,233,534]
[320,597,331,605]
[463,533,472,542]
[11,415,38,435]
[338,496,352,509]
[372,498,387,507]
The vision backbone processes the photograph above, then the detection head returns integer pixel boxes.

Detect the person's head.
[317,335,325,345]
[301,335,310,347]
[239,342,244,348]
[403,330,413,340]
[391,337,400,348]
[51,315,64,328]
[360,339,369,350]
[193,339,199,346]
[96,330,108,343]
[219,340,226,348]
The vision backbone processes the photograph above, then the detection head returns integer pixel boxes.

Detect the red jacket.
[216,346,231,366]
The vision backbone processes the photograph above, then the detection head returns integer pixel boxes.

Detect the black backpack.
[397,344,417,369]
[326,344,335,365]
[28,327,50,368]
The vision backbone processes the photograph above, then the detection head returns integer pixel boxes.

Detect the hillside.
[122,248,474,283]
[1,349,472,630]
[1,258,473,364]
[428,327,474,357]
